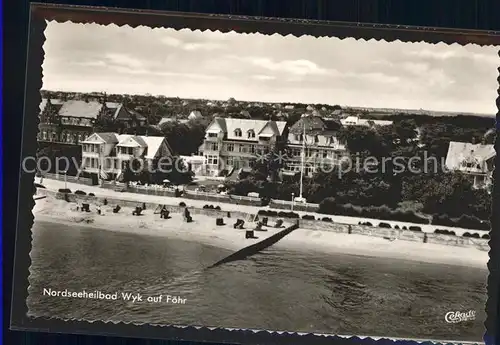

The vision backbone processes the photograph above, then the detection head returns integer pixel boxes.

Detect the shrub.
[318,198,428,224]
[463,232,471,238]
[378,222,391,228]
[302,215,315,220]
[361,222,373,226]
[432,213,490,231]
[435,229,455,236]
[277,211,299,218]
[322,217,333,222]
[88,193,95,197]
[394,225,400,229]
[482,234,490,239]
[408,226,422,232]
[179,202,186,207]
[58,188,72,193]
[470,233,480,239]
[75,190,87,195]
[402,226,407,230]
[203,205,209,209]
[215,206,221,210]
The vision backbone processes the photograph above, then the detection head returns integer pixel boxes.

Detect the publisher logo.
[445,310,476,323]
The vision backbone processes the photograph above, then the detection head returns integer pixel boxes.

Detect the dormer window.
[247,129,255,138]
[234,128,242,137]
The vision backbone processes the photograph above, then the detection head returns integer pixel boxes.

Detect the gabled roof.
[40,98,64,113]
[445,141,495,172]
[289,115,329,134]
[58,100,104,118]
[81,132,119,144]
[208,117,287,141]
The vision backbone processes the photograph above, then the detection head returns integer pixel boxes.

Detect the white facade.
[81,132,172,180]
[341,115,393,127]
[199,117,287,177]
[285,116,349,177]
[445,141,495,190]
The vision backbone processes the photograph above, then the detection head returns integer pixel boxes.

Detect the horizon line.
[40,89,497,118]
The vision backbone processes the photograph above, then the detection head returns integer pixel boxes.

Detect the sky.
[42,21,499,114]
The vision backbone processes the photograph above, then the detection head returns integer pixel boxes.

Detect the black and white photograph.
[24,20,497,342]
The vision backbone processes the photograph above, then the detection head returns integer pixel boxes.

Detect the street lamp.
[291,192,295,211]
[63,169,68,190]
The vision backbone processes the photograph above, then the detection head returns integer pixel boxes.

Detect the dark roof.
[289,116,327,134]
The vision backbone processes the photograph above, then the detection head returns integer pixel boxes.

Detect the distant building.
[199,117,288,177]
[38,98,146,145]
[445,141,495,190]
[81,132,172,182]
[285,115,348,177]
[340,115,393,127]
[188,110,203,121]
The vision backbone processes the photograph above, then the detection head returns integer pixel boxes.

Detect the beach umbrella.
[163,179,170,183]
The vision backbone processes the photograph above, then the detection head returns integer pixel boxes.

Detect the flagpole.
[299,121,305,200]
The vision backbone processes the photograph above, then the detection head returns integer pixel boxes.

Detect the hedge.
[58,188,72,193]
[408,226,422,232]
[434,229,456,236]
[302,215,315,220]
[318,198,429,224]
[75,190,87,195]
[378,222,391,228]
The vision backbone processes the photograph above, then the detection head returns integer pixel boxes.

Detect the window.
[226,143,234,152]
[294,134,300,141]
[42,131,47,140]
[314,135,319,143]
[210,143,218,151]
[239,145,247,153]
[205,155,218,165]
[208,132,218,138]
[323,150,328,158]
[249,145,255,154]
[234,128,242,137]
[247,130,255,138]
[226,157,234,166]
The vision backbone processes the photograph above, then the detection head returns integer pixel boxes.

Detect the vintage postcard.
[11,4,500,344]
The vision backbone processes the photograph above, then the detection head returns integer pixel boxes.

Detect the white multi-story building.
[81,132,172,181]
[445,141,495,190]
[284,115,348,177]
[340,115,393,127]
[199,117,288,176]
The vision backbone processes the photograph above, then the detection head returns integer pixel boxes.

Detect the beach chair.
[233,219,245,229]
[132,206,143,216]
[262,217,268,226]
[160,209,170,219]
[82,203,90,212]
[97,206,102,215]
[254,222,265,231]
[274,219,284,228]
[216,218,225,226]
[245,230,255,239]
[112,205,121,213]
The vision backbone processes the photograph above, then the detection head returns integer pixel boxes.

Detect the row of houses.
[38,98,494,190]
[38,98,147,145]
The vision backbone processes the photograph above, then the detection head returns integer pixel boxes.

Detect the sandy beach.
[33,195,488,269]
[37,178,488,236]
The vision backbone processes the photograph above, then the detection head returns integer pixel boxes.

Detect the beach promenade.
[38,178,488,236]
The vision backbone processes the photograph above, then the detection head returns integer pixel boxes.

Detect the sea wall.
[426,233,489,251]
